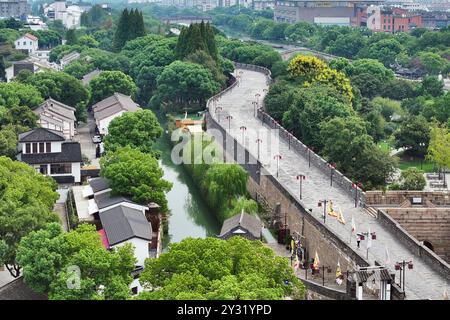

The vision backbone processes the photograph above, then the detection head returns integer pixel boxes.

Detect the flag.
[335,261,342,279]
[328,200,338,217]
[385,246,390,265]
[313,251,320,269]
[351,215,356,234]
[290,239,295,255]
[337,206,346,224]
[367,227,372,249]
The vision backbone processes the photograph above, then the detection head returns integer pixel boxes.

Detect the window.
[23,41,26,45]
[50,163,72,174]
[46,143,51,153]
[131,287,138,295]
[25,143,31,154]
[32,143,38,153]
[39,142,45,153]
[39,165,48,175]
[29,41,32,45]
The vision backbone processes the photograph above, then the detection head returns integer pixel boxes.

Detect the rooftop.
[92,93,140,121]
[18,127,65,143]
[81,69,101,86]
[99,205,152,246]
[219,210,262,239]
[35,98,76,121]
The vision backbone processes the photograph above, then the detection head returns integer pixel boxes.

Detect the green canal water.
[155,130,221,248]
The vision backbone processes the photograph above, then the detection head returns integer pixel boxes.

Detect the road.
[209,68,450,300]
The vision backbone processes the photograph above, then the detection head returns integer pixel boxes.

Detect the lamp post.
[395,260,414,294]
[288,131,294,150]
[215,106,222,123]
[307,146,314,168]
[296,174,306,200]
[226,115,233,130]
[320,265,333,286]
[352,182,363,208]
[256,138,262,161]
[317,199,329,224]
[274,154,282,178]
[240,126,247,145]
[255,93,261,107]
[328,163,336,187]
[252,101,258,117]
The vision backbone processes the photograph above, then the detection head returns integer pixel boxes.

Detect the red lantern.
[395,264,401,270]
[408,262,414,270]
[371,233,376,240]
[318,202,322,207]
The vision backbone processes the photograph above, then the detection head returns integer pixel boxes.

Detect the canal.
[155,129,221,248]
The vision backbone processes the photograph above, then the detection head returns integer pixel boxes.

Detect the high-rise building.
[0,0,30,18]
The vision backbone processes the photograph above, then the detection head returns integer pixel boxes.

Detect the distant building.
[14,33,38,54]
[366,5,423,32]
[422,11,449,29]
[253,0,275,10]
[0,0,30,18]
[33,98,77,140]
[218,210,262,241]
[81,69,101,86]
[60,51,80,69]
[43,1,85,29]
[17,128,82,184]
[92,92,140,136]
[274,0,385,26]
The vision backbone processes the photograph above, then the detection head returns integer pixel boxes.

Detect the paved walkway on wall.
[209,68,450,300]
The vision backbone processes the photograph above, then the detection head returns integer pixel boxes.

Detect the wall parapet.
[376,208,450,281]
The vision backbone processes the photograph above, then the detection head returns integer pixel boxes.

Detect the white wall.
[15,37,38,54]
[97,111,125,136]
[114,238,149,267]
[20,141,62,154]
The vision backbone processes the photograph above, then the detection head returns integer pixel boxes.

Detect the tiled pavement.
[210,68,450,300]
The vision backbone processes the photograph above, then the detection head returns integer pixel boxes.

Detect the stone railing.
[376,208,450,280]
[256,107,365,206]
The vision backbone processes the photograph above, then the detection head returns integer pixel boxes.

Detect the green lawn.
[398,160,435,173]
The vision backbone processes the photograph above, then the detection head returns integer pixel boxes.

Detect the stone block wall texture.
[383,208,450,263]
[365,190,450,206]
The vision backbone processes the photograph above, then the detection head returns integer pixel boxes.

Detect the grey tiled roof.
[94,192,134,210]
[21,142,82,164]
[99,205,152,246]
[89,177,110,193]
[81,69,101,85]
[34,98,76,121]
[18,127,65,142]
[219,211,262,239]
[0,277,47,300]
[92,93,140,121]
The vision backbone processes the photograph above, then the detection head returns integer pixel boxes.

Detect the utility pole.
[296,174,306,200]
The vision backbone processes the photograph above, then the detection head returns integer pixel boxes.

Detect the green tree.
[264,81,300,121]
[100,147,172,212]
[21,71,89,121]
[398,168,426,190]
[89,70,137,104]
[415,52,448,75]
[137,237,305,300]
[150,61,220,112]
[77,35,99,48]
[420,76,444,97]
[103,109,163,155]
[282,83,354,149]
[394,116,431,156]
[0,157,59,277]
[65,29,77,45]
[0,82,43,109]
[0,56,5,82]
[350,59,395,98]
[320,117,396,189]
[0,127,18,158]
[17,223,136,299]
[427,125,450,187]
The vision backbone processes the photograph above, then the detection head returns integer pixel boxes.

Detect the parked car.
[92,135,102,144]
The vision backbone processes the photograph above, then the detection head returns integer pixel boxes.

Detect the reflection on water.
[155,132,220,248]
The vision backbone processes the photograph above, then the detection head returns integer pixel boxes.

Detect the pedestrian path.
[210,68,450,300]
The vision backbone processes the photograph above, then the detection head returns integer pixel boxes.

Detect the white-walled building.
[33,98,77,140]
[44,1,85,29]
[14,33,38,54]
[17,128,82,184]
[92,93,140,136]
